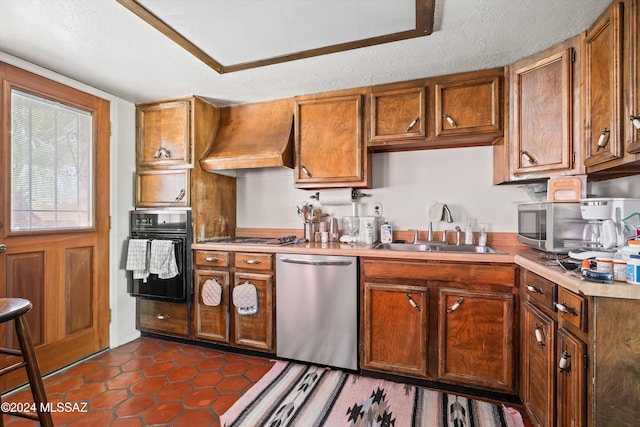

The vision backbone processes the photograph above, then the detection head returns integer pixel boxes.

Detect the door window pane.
[10,89,93,231]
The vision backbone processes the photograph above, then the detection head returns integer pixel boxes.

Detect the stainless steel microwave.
[517,202,586,253]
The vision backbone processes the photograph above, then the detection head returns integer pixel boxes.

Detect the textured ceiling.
[0,0,611,105]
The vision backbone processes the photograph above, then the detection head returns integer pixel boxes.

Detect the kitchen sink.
[374,243,502,254]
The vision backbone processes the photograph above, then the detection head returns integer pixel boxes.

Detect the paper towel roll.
[317,189,354,205]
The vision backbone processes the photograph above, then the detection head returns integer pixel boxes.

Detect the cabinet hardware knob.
[204,256,218,262]
[154,145,171,159]
[555,302,578,316]
[534,323,545,348]
[443,114,458,128]
[156,314,170,320]
[244,259,261,264]
[631,115,640,130]
[558,350,571,374]
[0,243,6,253]
[175,188,186,202]
[526,285,544,294]
[300,165,312,178]
[596,128,610,151]
[520,150,538,165]
[406,117,420,132]
[405,294,421,311]
[446,297,464,313]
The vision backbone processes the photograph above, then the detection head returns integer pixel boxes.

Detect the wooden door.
[361,282,429,377]
[135,169,189,207]
[522,301,556,427]
[137,99,191,168]
[512,47,575,175]
[294,93,370,188]
[0,62,110,391]
[583,2,624,168]
[368,86,426,143]
[194,270,230,343]
[438,287,514,392]
[556,328,587,427]
[232,272,274,352]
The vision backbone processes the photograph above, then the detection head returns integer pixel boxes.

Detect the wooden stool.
[0,298,53,427]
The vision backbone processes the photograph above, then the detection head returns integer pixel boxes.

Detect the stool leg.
[14,316,54,427]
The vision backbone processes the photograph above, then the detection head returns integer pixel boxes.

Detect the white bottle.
[464,224,474,245]
[478,225,487,247]
[380,221,393,243]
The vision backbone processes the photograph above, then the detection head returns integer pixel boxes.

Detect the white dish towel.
[126,239,149,281]
[149,240,179,279]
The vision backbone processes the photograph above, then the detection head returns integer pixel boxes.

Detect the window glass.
[10,89,93,231]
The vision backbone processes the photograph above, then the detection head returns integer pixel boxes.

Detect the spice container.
[613,259,627,282]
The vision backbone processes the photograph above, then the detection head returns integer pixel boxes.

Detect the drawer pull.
[555,302,579,316]
[175,188,186,201]
[156,314,171,320]
[558,350,571,374]
[443,114,458,128]
[300,165,312,178]
[534,323,545,348]
[405,294,421,311]
[446,297,464,313]
[244,259,261,265]
[204,256,219,262]
[406,117,420,132]
[526,285,544,294]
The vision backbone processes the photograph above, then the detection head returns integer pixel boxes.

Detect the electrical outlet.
[372,202,383,217]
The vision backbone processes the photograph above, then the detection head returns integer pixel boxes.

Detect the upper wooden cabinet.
[583,1,625,169]
[626,0,640,154]
[368,83,427,144]
[294,90,371,188]
[432,68,503,144]
[510,39,580,179]
[137,99,192,168]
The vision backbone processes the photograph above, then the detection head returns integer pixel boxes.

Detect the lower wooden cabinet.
[193,250,275,353]
[361,282,429,377]
[136,299,190,338]
[438,287,515,392]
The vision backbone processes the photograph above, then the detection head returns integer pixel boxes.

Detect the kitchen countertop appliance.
[517,202,586,253]
[275,253,358,370]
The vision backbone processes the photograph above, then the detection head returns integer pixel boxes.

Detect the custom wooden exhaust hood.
[200,98,294,171]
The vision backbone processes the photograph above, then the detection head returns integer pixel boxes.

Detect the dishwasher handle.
[279,257,353,266]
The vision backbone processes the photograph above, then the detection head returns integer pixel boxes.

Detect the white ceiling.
[0,0,611,106]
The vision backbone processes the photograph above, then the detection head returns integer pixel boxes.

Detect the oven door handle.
[279,257,353,266]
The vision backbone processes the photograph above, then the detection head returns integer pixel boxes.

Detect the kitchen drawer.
[194,250,230,268]
[521,269,557,312]
[137,298,189,338]
[234,252,273,272]
[556,287,587,332]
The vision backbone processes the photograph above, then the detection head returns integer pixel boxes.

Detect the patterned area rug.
[221,361,525,427]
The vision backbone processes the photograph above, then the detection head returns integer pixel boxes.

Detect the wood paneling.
[65,247,93,335]
[194,270,230,343]
[233,272,273,351]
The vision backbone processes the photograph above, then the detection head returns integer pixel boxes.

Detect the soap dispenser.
[464,223,474,245]
[478,224,487,247]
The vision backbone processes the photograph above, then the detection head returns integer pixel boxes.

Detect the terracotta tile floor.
[2,337,532,427]
[1,337,275,427]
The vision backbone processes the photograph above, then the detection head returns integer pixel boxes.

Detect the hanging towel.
[232,282,258,315]
[126,239,149,281]
[149,240,179,279]
[202,279,223,307]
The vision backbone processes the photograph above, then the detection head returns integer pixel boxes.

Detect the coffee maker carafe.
[579,198,640,249]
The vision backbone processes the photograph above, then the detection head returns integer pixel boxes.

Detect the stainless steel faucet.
[442,204,453,223]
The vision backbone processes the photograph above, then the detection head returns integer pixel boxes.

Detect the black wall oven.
[127,210,192,302]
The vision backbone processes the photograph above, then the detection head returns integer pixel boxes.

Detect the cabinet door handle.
[596,128,610,151]
[154,145,171,159]
[244,259,261,265]
[443,114,458,128]
[446,297,464,313]
[0,243,6,253]
[526,285,544,294]
[534,323,545,348]
[406,117,420,132]
[555,301,579,316]
[558,350,571,374]
[300,165,312,178]
[204,256,218,262]
[175,188,186,202]
[520,150,538,165]
[156,314,171,320]
[405,294,421,311]
[630,114,640,130]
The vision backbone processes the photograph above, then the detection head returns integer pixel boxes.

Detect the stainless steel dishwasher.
[276,253,358,370]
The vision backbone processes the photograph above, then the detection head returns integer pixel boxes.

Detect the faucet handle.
[441,230,448,243]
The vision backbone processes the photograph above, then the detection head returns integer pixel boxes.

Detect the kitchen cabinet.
[360,258,517,395]
[432,68,504,146]
[510,38,581,179]
[294,89,372,189]
[367,82,427,146]
[361,282,429,377]
[625,0,640,154]
[135,169,189,208]
[520,269,587,427]
[193,250,275,353]
[438,287,515,393]
[136,299,190,338]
